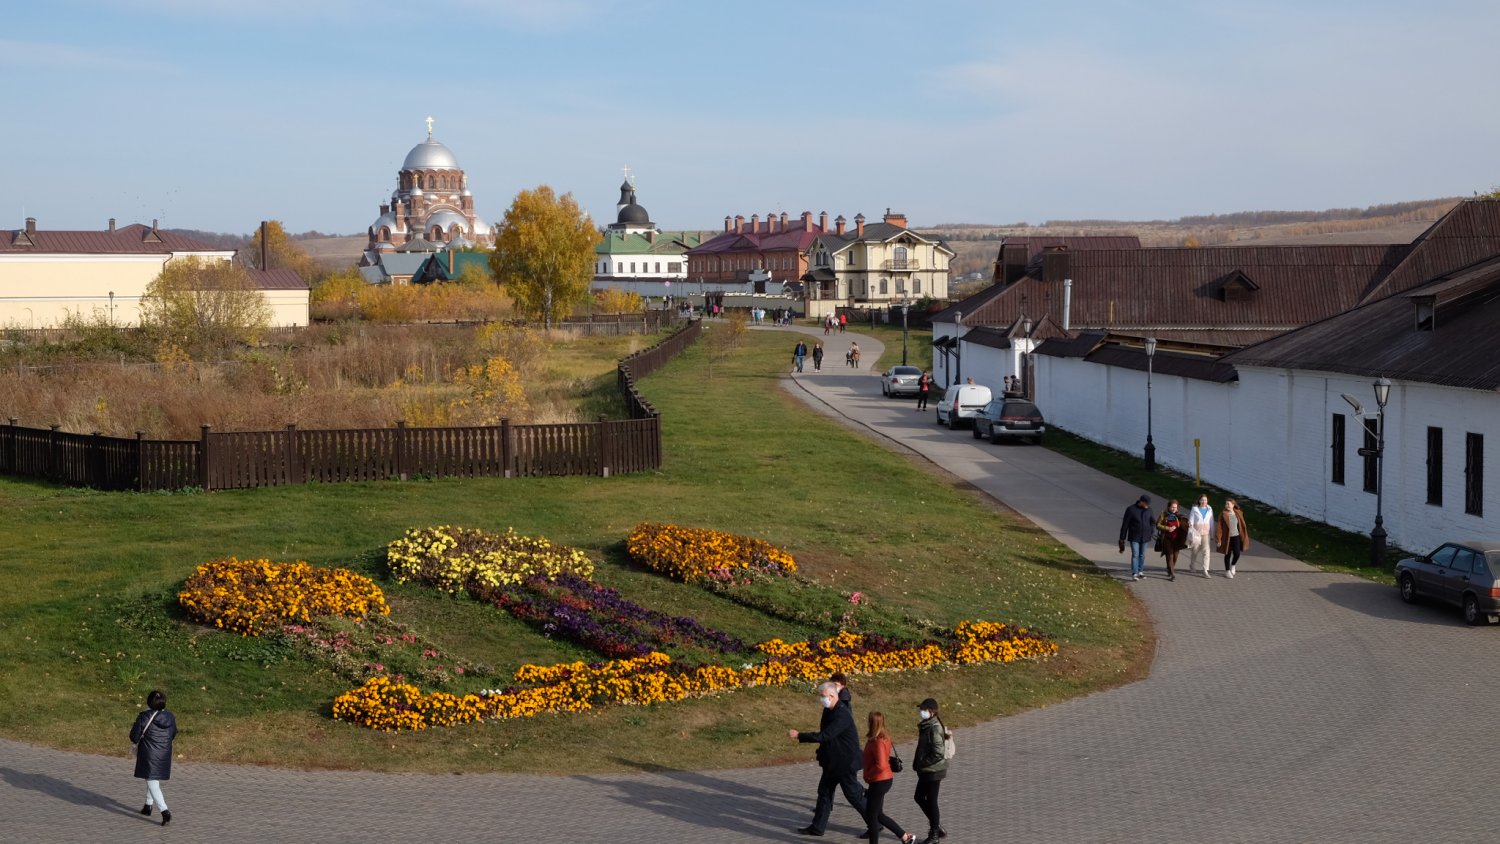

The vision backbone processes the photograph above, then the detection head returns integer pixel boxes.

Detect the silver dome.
[402,139,460,171]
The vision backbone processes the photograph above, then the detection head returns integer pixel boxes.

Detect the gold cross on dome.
[622,164,632,184]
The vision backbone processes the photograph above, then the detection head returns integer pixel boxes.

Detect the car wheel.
[1464,593,1485,625]
[971,424,983,440]
[1033,434,1045,445]
[935,410,944,426]
[948,414,958,431]
[989,427,1001,445]
[1398,573,1417,604]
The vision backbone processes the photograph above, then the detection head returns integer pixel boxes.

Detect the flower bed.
[333,622,1058,731]
[626,522,796,583]
[179,557,390,636]
[492,574,749,659]
[386,525,594,595]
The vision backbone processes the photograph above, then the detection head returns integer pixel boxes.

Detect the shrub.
[626,522,797,583]
[386,526,594,596]
[178,557,390,636]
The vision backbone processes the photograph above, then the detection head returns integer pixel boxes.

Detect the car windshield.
[891,366,921,376]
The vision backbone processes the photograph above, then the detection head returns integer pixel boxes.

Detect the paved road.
[4,325,1495,843]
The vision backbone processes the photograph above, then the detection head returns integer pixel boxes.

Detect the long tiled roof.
[1355,199,1500,304]
[687,227,825,255]
[246,268,309,290]
[597,230,710,255]
[0,223,227,254]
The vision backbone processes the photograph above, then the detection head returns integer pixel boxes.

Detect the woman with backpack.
[913,697,951,844]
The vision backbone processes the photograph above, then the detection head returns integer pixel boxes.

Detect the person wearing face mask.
[789,681,867,836]
[912,698,950,844]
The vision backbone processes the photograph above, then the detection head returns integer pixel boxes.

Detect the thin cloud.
[0,39,177,73]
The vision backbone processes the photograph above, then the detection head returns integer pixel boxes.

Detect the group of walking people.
[823,312,849,334]
[1119,493,1251,581]
[790,674,953,843]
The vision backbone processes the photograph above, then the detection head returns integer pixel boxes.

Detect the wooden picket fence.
[0,320,701,491]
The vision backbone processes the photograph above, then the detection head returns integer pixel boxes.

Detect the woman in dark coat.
[912,697,951,844]
[130,689,178,826]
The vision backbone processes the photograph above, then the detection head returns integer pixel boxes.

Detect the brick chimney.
[819,211,828,231]
[735,215,744,234]
[835,215,846,236]
[854,213,865,238]
[25,217,36,235]
[108,218,116,233]
[883,208,908,229]
[767,213,778,234]
[802,211,813,232]
[750,213,760,233]
[780,212,789,230]
[724,215,732,233]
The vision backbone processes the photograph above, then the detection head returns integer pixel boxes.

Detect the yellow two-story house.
[0,218,309,328]
[803,209,954,316]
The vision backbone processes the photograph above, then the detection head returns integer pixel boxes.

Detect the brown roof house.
[0,217,309,328]
[1028,199,1500,554]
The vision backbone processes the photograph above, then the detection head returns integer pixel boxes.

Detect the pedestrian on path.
[916,371,932,410]
[1216,498,1250,578]
[1118,493,1156,581]
[850,342,862,368]
[839,312,848,332]
[861,711,919,844]
[791,681,868,836]
[794,340,808,374]
[1187,494,1214,577]
[912,698,950,844]
[813,342,825,372]
[1155,499,1187,581]
[129,689,177,827]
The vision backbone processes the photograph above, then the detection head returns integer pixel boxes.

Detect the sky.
[5,0,1499,235]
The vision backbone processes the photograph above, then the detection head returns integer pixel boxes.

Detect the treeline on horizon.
[934,197,1464,234]
[163,229,351,249]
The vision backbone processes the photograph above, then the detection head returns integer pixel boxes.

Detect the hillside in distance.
[933,197,1463,280]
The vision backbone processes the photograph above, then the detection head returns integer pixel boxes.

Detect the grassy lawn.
[0,329,1149,773]
[1043,427,1403,584]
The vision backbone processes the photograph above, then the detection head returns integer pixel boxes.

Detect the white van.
[935,383,993,429]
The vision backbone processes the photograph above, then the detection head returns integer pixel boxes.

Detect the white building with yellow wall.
[0,217,309,328]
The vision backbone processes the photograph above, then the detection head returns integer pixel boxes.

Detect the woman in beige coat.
[1215,498,1250,578]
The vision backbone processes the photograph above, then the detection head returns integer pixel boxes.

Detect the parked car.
[972,397,1046,444]
[1395,540,1500,624]
[881,365,923,397]
[934,383,993,429]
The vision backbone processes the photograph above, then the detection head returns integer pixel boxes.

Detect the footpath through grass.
[0,329,1149,773]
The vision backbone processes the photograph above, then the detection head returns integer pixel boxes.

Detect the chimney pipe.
[768,214,778,234]
[724,215,732,233]
[1063,278,1073,332]
[751,213,760,234]
[819,211,828,231]
[835,215,846,236]
[151,219,158,232]
[260,220,270,270]
[108,218,116,233]
[855,213,865,238]
[25,217,37,235]
[781,212,789,230]
[735,215,744,234]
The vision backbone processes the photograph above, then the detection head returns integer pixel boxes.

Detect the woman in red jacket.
[862,711,918,843]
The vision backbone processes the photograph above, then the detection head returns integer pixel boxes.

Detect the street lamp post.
[1143,337,1157,471]
[900,299,910,366]
[1371,376,1392,567]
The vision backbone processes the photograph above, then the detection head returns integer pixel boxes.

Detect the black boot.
[919,832,939,844]
[139,804,152,816]
[161,810,172,826]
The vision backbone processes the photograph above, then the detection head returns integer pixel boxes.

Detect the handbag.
[889,746,904,773]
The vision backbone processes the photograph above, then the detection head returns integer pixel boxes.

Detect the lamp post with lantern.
[1371,376,1392,567]
[1143,337,1157,471]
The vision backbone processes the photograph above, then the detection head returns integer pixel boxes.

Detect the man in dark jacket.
[1119,493,1156,581]
[789,681,867,835]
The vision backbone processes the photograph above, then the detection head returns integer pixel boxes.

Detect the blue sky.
[5,0,1498,235]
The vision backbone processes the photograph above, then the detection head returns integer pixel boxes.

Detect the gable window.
[1427,426,1444,506]
[1331,414,1346,485]
[1467,433,1485,516]
[1363,422,1378,494]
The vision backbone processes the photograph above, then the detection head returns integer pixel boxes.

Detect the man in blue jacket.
[789,681,866,835]
[1119,493,1156,581]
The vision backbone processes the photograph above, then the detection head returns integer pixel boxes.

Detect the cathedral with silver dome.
[361,117,493,268]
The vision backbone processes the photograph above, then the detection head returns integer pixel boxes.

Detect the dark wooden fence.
[0,320,700,491]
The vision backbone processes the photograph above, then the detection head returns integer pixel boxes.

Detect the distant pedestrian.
[1118,493,1156,581]
[794,340,808,374]
[839,312,848,333]
[1217,498,1250,578]
[916,371,932,410]
[1187,494,1214,577]
[850,342,861,368]
[791,681,867,837]
[1155,499,1187,581]
[825,315,833,335]
[130,689,178,827]
[813,342,825,372]
[912,697,951,844]
[862,712,919,844]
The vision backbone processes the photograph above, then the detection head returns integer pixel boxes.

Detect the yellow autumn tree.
[594,287,643,313]
[449,355,529,424]
[138,257,271,358]
[244,219,318,278]
[489,186,600,328]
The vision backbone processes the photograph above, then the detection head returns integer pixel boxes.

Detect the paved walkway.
[4,325,1495,843]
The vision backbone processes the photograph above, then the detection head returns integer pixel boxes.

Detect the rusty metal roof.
[247,268,309,290]
[0,223,227,254]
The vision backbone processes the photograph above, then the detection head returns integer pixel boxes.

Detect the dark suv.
[972,397,1046,444]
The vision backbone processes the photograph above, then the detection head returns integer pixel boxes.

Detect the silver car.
[881,365,923,397]
[1395,540,1500,624]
